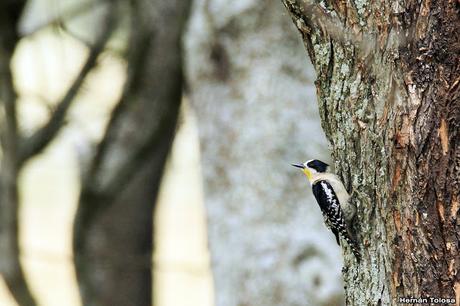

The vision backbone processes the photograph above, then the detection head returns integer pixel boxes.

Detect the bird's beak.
[291,163,305,169]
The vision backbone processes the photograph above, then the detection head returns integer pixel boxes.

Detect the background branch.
[72,0,192,304]
[0,2,40,306]
[18,5,117,163]
[21,0,110,37]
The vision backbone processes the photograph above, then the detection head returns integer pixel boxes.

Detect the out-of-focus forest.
[0,1,343,306]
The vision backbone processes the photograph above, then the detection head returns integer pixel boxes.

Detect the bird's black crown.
[307,159,329,173]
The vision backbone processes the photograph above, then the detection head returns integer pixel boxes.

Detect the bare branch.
[59,22,125,56]
[103,100,179,201]
[84,26,153,186]
[76,0,188,219]
[283,0,382,56]
[18,5,117,163]
[0,0,27,154]
[21,0,110,37]
[0,53,19,155]
[80,99,180,215]
[0,3,40,306]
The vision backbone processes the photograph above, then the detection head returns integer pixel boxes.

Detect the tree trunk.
[0,2,38,306]
[185,1,346,305]
[0,157,36,306]
[72,1,191,305]
[282,0,460,304]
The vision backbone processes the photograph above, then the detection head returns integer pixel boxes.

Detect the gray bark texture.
[72,1,191,306]
[185,1,347,305]
[282,0,460,305]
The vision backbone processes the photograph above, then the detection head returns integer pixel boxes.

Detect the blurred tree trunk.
[72,1,191,306]
[0,2,38,306]
[282,0,459,304]
[1,2,116,306]
[185,1,345,305]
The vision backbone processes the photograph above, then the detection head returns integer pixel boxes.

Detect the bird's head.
[291,159,329,182]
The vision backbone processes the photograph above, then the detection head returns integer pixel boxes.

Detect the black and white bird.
[292,159,361,261]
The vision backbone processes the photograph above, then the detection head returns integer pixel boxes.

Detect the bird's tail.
[339,229,361,262]
[349,241,361,262]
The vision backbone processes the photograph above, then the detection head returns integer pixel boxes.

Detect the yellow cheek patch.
[302,168,312,181]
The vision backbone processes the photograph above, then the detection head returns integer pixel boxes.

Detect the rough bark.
[185,1,345,305]
[282,0,460,304]
[72,0,191,305]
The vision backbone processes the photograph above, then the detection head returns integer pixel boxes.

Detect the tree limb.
[282,0,384,58]
[82,25,152,185]
[72,0,191,304]
[18,5,117,163]
[21,0,110,37]
[1,51,19,155]
[99,97,179,203]
[0,0,26,152]
[0,3,40,306]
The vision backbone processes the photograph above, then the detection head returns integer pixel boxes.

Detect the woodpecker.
[292,159,361,261]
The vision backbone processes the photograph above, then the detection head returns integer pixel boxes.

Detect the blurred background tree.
[185,0,343,305]
[1,0,190,305]
[0,0,347,306]
[0,2,37,306]
[72,1,191,306]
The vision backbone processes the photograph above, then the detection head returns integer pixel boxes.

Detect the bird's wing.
[312,180,361,261]
[312,180,343,224]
